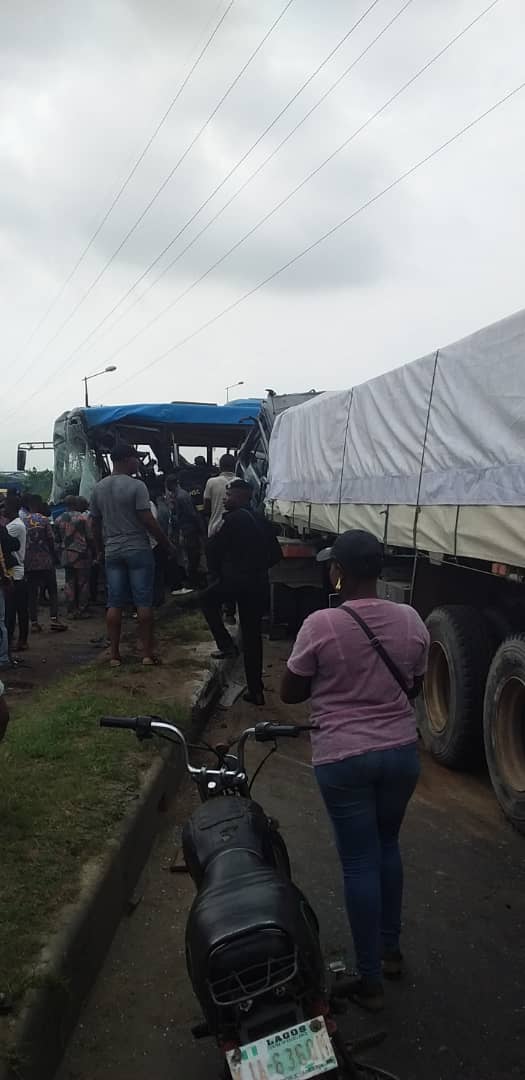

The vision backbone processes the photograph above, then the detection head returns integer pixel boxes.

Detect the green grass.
[0,612,207,1008]
[157,609,206,643]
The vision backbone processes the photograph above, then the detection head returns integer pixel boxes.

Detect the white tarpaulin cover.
[268,308,525,508]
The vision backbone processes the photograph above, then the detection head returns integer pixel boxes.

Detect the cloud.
[1,0,524,468]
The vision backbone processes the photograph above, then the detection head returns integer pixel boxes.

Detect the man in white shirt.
[5,495,28,651]
[203,455,236,537]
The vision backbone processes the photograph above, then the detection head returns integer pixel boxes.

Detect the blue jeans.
[105,549,155,609]
[315,744,420,981]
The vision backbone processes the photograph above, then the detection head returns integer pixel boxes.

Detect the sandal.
[142,656,161,667]
[50,620,68,632]
[109,658,122,668]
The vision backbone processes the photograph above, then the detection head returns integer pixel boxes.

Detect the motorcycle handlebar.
[100,717,317,780]
[254,722,317,742]
[100,716,154,734]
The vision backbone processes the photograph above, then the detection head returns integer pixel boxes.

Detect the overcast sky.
[1,0,524,470]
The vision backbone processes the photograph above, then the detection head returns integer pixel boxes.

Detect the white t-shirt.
[203,472,235,537]
[7,518,27,580]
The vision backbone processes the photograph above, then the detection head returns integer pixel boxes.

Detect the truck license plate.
[226,1016,337,1079]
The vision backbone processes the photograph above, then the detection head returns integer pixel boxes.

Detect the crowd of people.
[0,491,114,655]
[86,444,277,691]
[1,446,431,1013]
[0,445,274,693]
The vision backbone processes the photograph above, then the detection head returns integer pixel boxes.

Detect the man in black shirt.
[202,478,267,706]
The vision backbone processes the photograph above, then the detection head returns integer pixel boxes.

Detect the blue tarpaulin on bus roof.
[82,401,262,430]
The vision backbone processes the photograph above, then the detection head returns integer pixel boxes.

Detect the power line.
[11,0,235,367]
[68,0,501,374]
[111,79,524,394]
[8,0,297,393]
[7,0,498,421]
[34,0,386,372]
[101,0,502,369]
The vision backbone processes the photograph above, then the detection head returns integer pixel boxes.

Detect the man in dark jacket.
[202,478,268,705]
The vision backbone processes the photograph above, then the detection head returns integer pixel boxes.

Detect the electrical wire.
[34,0,386,372]
[4,0,501,421]
[11,0,412,418]
[7,0,297,395]
[73,0,500,377]
[249,744,277,793]
[10,0,236,367]
[110,80,525,395]
[102,0,503,372]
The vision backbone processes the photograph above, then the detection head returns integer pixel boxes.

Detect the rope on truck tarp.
[453,503,460,558]
[409,349,439,604]
[337,388,354,535]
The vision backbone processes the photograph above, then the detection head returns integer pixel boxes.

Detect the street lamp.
[225,380,244,403]
[83,365,117,407]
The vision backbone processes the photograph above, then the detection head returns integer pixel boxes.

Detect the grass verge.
[0,612,208,1009]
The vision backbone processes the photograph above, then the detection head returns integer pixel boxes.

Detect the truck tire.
[417,605,493,769]
[483,637,525,834]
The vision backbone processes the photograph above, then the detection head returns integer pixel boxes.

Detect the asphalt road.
[58,643,525,1080]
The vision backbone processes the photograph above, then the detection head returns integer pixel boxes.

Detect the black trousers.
[185,533,202,588]
[6,579,29,646]
[152,547,166,608]
[201,584,264,697]
[27,568,59,622]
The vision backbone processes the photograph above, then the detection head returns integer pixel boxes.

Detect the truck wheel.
[417,605,493,769]
[483,637,525,833]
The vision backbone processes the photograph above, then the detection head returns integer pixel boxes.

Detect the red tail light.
[308,999,337,1035]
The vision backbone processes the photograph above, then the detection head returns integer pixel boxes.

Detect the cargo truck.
[266,308,525,834]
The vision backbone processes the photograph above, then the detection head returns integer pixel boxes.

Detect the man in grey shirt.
[91,443,174,667]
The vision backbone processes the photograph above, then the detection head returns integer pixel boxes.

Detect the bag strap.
[339,603,417,701]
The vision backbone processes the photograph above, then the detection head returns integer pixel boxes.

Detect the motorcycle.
[101,715,399,1080]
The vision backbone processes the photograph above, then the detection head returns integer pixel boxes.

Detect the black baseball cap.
[111,442,138,463]
[317,529,383,577]
[227,478,252,493]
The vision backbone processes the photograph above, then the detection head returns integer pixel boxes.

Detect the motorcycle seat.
[186,863,311,1005]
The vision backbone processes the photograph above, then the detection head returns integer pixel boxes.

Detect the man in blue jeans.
[281,530,429,1011]
[91,444,175,667]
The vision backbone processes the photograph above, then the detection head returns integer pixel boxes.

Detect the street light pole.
[225,379,244,402]
[83,365,117,407]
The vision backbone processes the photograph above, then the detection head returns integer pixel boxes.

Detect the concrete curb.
[0,663,223,1080]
